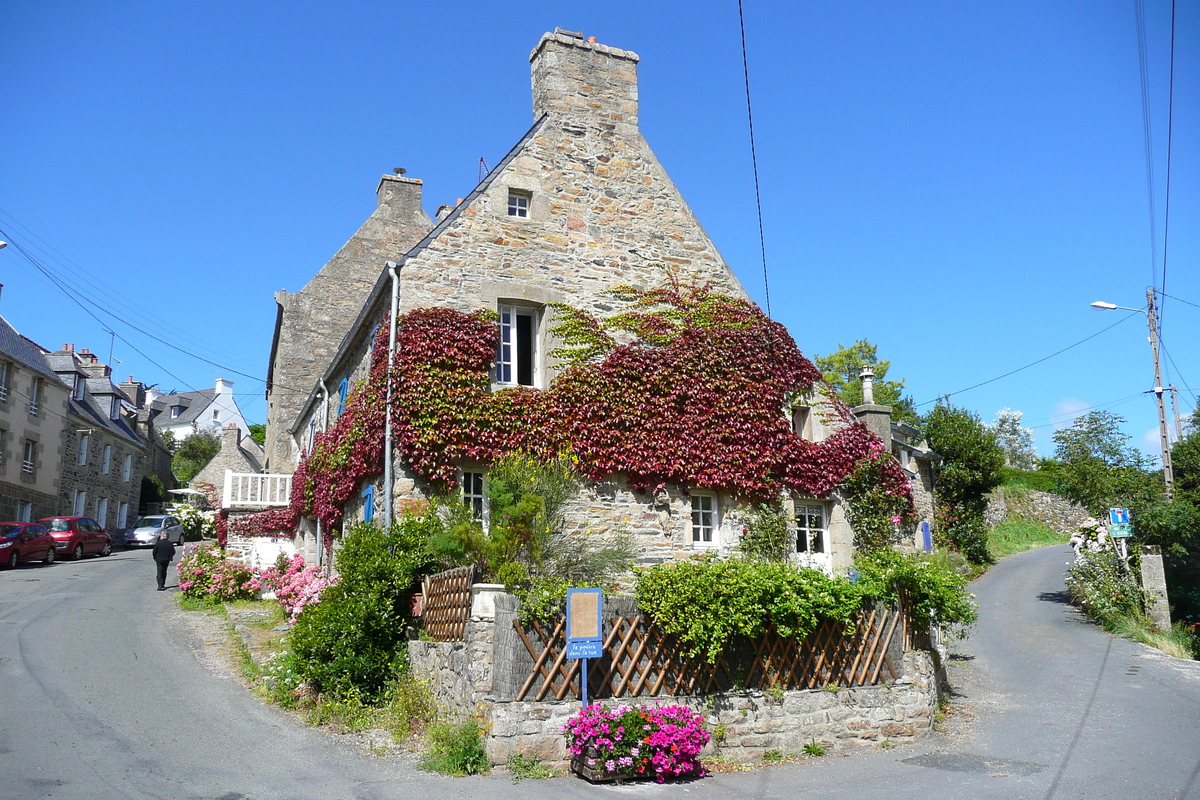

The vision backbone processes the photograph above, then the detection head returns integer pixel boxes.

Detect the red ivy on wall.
[236,278,915,535]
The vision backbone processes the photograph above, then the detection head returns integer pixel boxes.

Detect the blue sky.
[2,1,1196,461]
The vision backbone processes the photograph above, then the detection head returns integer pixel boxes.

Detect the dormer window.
[110,396,120,420]
[507,189,530,218]
[72,374,85,401]
[170,405,184,419]
[494,304,540,387]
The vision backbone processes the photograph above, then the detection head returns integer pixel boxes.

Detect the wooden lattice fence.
[421,566,476,642]
[513,603,909,702]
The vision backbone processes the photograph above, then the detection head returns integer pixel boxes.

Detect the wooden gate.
[420,565,476,642]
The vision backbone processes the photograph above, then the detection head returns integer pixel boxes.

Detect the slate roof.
[0,315,61,381]
[150,388,217,429]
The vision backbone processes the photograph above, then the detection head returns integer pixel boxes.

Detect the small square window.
[507,190,530,218]
[691,493,718,546]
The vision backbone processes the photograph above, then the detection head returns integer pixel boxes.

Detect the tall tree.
[813,340,918,425]
[172,430,221,484]
[990,408,1038,470]
[1049,411,1157,516]
[925,403,1005,564]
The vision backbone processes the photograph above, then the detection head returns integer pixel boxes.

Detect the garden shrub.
[288,516,439,700]
[177,544,261,602]
[738,503,790,562]
[1065,551,1146,625]
[853,549,978,634]
[636,556,863,663]
[562,703,708,782]
[261,552,334,622]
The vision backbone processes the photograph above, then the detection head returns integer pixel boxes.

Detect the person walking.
[152,532,176,591]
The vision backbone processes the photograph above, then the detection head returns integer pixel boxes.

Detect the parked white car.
[125,515,185,546]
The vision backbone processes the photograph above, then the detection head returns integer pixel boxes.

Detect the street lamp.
[1091,288,1174,497]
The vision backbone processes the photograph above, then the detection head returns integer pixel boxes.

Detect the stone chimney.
[852,364,892,448]
[220,422,241,453]
[530,30,640,131]
[118,376,146,408]
[76,348,112,379]
[376,174,426,226]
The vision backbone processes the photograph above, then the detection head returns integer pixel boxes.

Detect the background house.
[151,377,251,444]
[0,315,70,521]
[46,344,147,531]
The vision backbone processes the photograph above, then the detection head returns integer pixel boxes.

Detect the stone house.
[150,377,252,445]
[0,314,71,522]
[193,423,265,488]
[254,31,915,576]
[45,344,147,531]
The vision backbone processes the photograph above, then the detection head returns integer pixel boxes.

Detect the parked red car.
[0,522,57,568]
[37,517,112,560]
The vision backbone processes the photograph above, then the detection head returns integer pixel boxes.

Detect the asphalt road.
[1,544,1197,799]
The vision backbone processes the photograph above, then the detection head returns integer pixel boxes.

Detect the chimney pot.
[587,36,597,43]
[859,365,876,405]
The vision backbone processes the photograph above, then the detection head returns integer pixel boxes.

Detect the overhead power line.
[737,0,772,318]
[1159,0,1179,330]
[915,311,1141,408]
[1134,0,1159,291]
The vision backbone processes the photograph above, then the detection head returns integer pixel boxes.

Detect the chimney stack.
[530,30,640,130]
[860,365,875,405]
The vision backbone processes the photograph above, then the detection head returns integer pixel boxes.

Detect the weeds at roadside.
[506,752,555,782]
[421,720,490,776]
[802,739,826,757]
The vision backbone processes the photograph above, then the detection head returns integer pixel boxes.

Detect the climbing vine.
[236,274,915,537]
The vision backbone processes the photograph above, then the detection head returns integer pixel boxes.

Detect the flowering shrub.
[177,543,262,602]
[260,553,334,622]
[174,504,218,541]
[1066,550,1146,624]
[563,703,708,782]
[840,440,918,553]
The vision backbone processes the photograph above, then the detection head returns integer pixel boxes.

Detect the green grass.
[1104,614,1199,660]
[999,467,1057,493]
[506,752,555,782]
[988,519,1069,560]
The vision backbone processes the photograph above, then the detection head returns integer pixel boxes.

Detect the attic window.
[110,396,120,420]
[507,190,530,218]
[72,374,84,401]
[792,406,813,441]
[170,405,184,419]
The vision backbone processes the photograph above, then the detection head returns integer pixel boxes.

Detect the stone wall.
[58,417,144,529]
[193,425,263,488]
[407,593,941,769]
[985,487,1093,534]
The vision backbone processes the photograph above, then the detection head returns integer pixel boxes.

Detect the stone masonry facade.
[407,594,940,768]
[264,176,433,473]
[275,31,879,575]
[984,487,1093,534]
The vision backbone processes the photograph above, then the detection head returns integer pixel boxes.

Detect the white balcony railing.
[221,469,292,509]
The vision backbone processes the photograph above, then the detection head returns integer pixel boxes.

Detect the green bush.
[738,503,791,562]
[288,516,438,700]
[853,549,978,634]
[1065,551,1145,625]
[636,556,865,664]
[422,720,490,776]
[999,467,1057,493]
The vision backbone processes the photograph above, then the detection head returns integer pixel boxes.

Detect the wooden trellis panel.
[420,565,476,642]
[513,605,907,701]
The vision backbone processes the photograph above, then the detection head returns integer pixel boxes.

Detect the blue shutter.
[362,485,375,523]
[338,378,349,414]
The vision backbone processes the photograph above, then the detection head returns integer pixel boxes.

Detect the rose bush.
[563,703,708,782]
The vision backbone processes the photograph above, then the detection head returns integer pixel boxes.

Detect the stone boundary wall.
[407,594,941,768]
[985,487,1093,535]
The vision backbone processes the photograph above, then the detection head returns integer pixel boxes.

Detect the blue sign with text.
[566,640,604,659]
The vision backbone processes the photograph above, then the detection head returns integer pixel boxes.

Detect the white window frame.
[22,440,35,474]
[212,409,220,423]
[72,374,85,401]
[78,433,90,466]
[0,361,9,402]
[690,493,719,548]
[494,304,540,388]
[96,498,108,528]
[460,469,488,527]
[793,502,828,561]
[73,490,87,517]
[102,444,112,474]
[117,502,129,529]
[507,190,530,218]
[110,396,120,420]
[170,405,183,419]
[122,453,132,482]
[17,502,32,522]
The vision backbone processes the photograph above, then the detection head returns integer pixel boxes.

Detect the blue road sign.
[566,640,604,659]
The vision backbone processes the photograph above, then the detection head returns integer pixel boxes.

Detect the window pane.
[516,312,534,386]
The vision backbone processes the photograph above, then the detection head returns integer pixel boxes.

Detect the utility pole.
[1146,288,1174,498]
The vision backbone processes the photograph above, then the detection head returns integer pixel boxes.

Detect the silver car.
[125,515,184,547]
